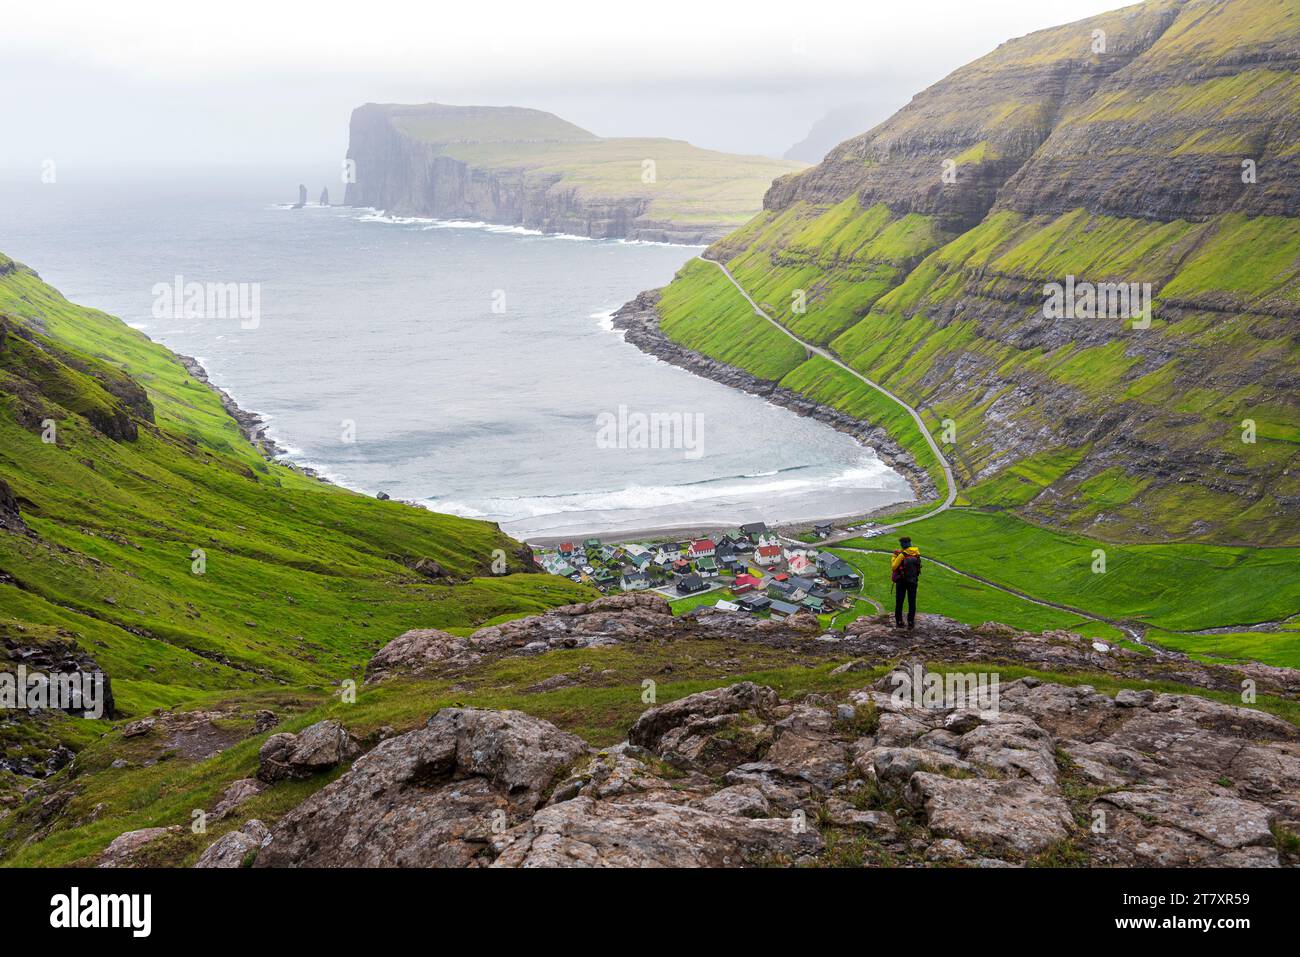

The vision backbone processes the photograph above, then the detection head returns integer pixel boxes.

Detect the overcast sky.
[2,0,1131,173]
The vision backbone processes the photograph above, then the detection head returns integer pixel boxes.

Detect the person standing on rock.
[891,537,922,630]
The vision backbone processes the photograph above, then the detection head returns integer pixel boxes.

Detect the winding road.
[702,255,1159,651]
[698,257,1278,656]
[701,255,956,542]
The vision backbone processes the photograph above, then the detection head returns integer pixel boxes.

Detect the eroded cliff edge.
[342,103,804,243]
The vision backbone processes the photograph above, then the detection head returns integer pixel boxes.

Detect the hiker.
[891,536,922,629]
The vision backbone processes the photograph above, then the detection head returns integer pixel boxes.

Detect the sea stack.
[319,187,330,207]
[293,184,307,209]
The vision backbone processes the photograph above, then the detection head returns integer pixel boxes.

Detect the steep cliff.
[343,103,805,243]
[636,0,1300,544]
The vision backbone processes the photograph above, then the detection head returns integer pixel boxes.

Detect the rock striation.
[626,0,1300,542]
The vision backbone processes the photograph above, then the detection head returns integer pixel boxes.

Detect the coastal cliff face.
[343,103,804,243]
[638,0,1300,544]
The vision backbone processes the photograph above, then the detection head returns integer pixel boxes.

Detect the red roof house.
[689,539,716,558]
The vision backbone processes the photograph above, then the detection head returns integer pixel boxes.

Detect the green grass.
[443,137,805,230]
[828,548,1125,641]
[0,255,592,730]
[655,257,950,498]
[1143,627,1300,669]
[668,588,736,615]
[657,258,808,380]
[839,509,1300,639]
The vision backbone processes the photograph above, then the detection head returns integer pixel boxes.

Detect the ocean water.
[0,170,911,539]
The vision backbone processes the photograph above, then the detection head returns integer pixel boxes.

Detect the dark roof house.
[676,574,707,594]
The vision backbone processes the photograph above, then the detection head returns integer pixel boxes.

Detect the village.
[534,521,869,626]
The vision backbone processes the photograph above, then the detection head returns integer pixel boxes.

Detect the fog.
[2,0,1129,172]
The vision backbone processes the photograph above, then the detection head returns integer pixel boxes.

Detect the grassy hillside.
[647,0,1300,544]
[344,102,806,242]
[441,137,807,231]
[0,253,592,773]
[837,504,1294,639]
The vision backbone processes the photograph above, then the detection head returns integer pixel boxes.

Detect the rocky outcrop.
[235,605,1300,868]
[365,591,826,684]
[0,637,114,722]
[0,479,27,534]
[491,796,822,867]
[97,826,181,868]
[252,708,588,867]
[211,778,264,820]
[369,595,1300,702]
[251,652,1300,867]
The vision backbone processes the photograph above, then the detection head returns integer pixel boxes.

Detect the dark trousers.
[895,581,918,626]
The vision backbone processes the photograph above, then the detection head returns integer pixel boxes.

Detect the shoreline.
[175,353,339,487]
[175,324,926,547]
[609,289,937,503]
[171,263,928,548]
[521,504,915,548]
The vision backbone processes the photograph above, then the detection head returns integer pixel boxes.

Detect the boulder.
[256,720,359,783]
[629,682,779,752]
[97,826,180,868]
[194,820,269,868]
[254,708,587,867]
[364,628,476,683]
[211,778,265,820]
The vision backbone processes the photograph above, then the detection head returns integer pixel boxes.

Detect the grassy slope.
[826,547,1127,642]
[836,509,1300,665]
[385,105,806,231]
[0,255,593,729]
[656,258,951,496]
[648,0,1299,545]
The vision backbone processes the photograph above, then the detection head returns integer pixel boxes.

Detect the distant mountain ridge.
[630,0,1300,544]
[783,103,886,164]
[344,103,805,243]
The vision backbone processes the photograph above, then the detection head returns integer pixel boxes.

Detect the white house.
[620,571,651,591]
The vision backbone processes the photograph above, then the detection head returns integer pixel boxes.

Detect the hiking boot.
[906,621,915,632]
